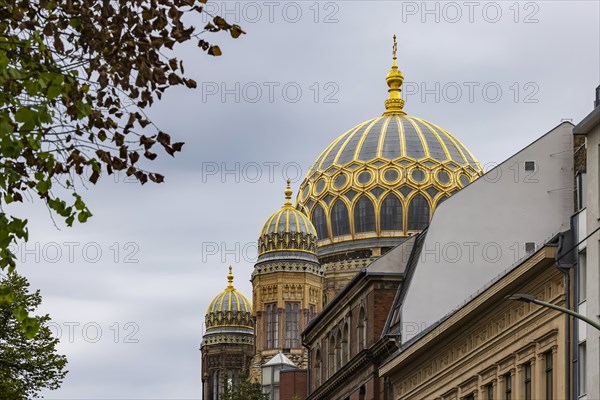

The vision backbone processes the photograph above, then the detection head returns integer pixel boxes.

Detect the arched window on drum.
[407,194,430,231]
[380,194,403,231]
[311,204,328,240]
[354,196,376,233]
[331,200,350,236]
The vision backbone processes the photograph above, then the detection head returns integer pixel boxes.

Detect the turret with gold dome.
[296,36,483,302]
[201,267,254,400]
[250,181,323,379]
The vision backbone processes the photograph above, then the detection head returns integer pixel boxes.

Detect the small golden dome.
[257,181,318,258]
[205,266,252,329]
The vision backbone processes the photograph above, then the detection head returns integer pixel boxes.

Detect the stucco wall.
[401,122,574,342]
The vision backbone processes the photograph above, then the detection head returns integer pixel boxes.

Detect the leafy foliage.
[221,378,270,400]
[0,272,67,399]
[0,0,244,336]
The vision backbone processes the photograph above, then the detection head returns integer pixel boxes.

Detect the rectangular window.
[284,302,299,348]
[579,342,587,395]
[524,363,532,400]
[578,251,587,302]
[524,161,535,171]
[464,395,474,400]
[545,351,553,400]
[486,383,493,400]
[504,374,512,400]
[265,303,278,349]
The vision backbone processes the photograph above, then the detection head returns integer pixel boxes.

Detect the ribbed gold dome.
[296,38,483,250]
[205,267,252,329]
[257,181,318,258]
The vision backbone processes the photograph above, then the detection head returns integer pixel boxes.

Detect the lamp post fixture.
[507,294,600,331]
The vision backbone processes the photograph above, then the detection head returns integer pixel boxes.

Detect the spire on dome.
[283,179,293,206]
[226,265,234,289]
[383,34,406,116]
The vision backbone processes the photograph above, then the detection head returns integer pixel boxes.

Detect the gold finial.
[284,179,293,206]
[227,265,234,288]
[383,34,406,116]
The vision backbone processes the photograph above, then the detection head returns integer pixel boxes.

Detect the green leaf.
[15,107,37,123]
[13,306,27,322]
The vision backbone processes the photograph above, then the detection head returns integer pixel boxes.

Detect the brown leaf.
[208,46,222,56]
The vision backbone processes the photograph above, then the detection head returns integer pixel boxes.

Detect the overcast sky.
[12,1,600,398]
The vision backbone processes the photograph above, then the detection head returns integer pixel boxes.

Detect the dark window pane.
[407,194,430,230]
[311,205,328,240]
[437,170,450,184]
[331,200,350,236]
[354,197,375,233]
[383,168,399,183]
[412,168,425,182]
[381,195,403,231]
[357,171,372,185]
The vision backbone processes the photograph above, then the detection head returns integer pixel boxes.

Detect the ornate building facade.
[380,243,567,399]
[201,36,484,398]
[250,182,324,378]
[201,268,255,400]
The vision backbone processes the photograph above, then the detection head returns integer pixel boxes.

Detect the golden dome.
[257,180,318,258]
[205,266,253,329]
[296,37,483,250]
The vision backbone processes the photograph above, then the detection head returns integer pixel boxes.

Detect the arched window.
[358,307,366,351]
[407,194,430,230]
[212,370,220,400]
[342,322,349,364]
[354,196,376,233]
[380,194,403,231]
[328,335,336,377]
[331,200,350,236]
[336,329,343,370]
[311,204,328,239]
[314,347,321,387]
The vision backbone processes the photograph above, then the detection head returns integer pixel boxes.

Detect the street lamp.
[507,294,600,331]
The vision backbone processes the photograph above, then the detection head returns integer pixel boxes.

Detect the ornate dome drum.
[296,36,483,258]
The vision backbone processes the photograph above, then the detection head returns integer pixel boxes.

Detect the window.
[265,303,278,349]
[331,200,350,236]
[328,335,335,377]
[579,342,587,394]
[342,323,349,364]
[524,161,535,171]
[504,373,512,400]
[380,194,403,231]
[314,348,321,387]
[578,251,587,302]
[306,304,317,325]
[284,302,299,348]
[464,395,474,400]
[407,194,430,230]
[486,383,493,400]
[523,363,531,400]
[358,307,366,351]
[354,196,376,233]
[576,172,586,210]
[545,351,553,400]
[336,329,342,370]
[311,205,328,240]
[212,370,220,400]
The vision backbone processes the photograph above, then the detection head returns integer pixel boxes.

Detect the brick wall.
[280,369,307,400]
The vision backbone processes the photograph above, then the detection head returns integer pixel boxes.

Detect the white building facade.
[573,86,600,400]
